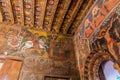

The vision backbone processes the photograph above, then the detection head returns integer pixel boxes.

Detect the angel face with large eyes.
[92,5,100,18]
[38,37,48,51]
[7,26,23,48]
[84,18,90,29]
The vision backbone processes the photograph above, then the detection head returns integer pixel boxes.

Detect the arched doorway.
[99,61,120,80]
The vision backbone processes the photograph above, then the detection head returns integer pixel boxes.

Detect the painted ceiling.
[0,0,96,36]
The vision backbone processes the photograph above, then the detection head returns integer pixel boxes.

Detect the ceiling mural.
[60,0,83,34]
[34,0,47,29]
[74,2,120,80]
[90,5,120,63]
[68,0,96,35]
[52,0,72,33]
[76,0,120,38]
[43,0,59,31]
[24,0,35,28]
[11,0,24,26]
[0,11,2,22]
[0,0,96,36]
[0,0,14,23]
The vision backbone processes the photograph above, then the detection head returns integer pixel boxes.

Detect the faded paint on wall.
[0,23,79,79]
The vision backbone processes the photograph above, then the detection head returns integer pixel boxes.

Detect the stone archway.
[84,50,113,80]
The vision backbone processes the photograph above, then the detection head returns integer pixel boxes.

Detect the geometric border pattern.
[84,50,113,80]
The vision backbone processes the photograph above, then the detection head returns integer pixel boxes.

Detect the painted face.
[92,5,100,17]
[38,38,45,49]
[84,19,90,28]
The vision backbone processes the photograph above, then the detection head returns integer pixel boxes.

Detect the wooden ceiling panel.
[11,0,24,26]
[43,0,59,31]
[68,0,96,35]
[0,0,14,24]
[34,0,47,29]
[0,0,97,37]
[0,10,3,22]
[24,0,35,28]
[52,0,72,33]
[60,0,84,34]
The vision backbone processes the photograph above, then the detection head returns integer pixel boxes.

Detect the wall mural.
[74,1,120,80]
[91,12,120,65]
[73,36,90,80]
[0,23,79,80]
[77,0,120,38]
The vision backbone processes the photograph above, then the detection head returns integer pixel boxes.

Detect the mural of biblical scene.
[0,23,79,79]
[49,35,75,60]
[91,13,120,65]
[78,0,119,38]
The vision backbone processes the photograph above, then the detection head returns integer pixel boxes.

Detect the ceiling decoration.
[11,0,24,26]
[35,0,47,29]
[75,0,120,38]
[0,10,2,22]
[0,0,96,36]
[24,0,35,28]
[60,0,84,34]
[52,0,72,33]
[68,0,96,35]
[43,0,59,31]
[0,0,14,23]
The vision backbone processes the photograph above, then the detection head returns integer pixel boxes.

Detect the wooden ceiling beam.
[60,0,84,34]
[0,9,3,22]
[52,0,72,33]
[0,0,14,24]
[68,0,95,35]
[43,0,59,31]
[34,0,47,30]
[24,0,35,28]
[11,0,24,26]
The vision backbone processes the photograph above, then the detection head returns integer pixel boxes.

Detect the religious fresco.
[68,0,94,35]
[0,23,75,59]
[0,0,14,23]
[24,0,35,27]
[91,12,120,64]
[60,0,83,34]
[43,0,59,31]
[77,0,120,38]
[49,36,75,60]
[73,36,90,80]
[73,1,120,80]
[0,11,2,22]
[0,0,98,37]
[34,0,47,29]
[52,0,72,33]
[11,0,24,26]
[0,23,79,79]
